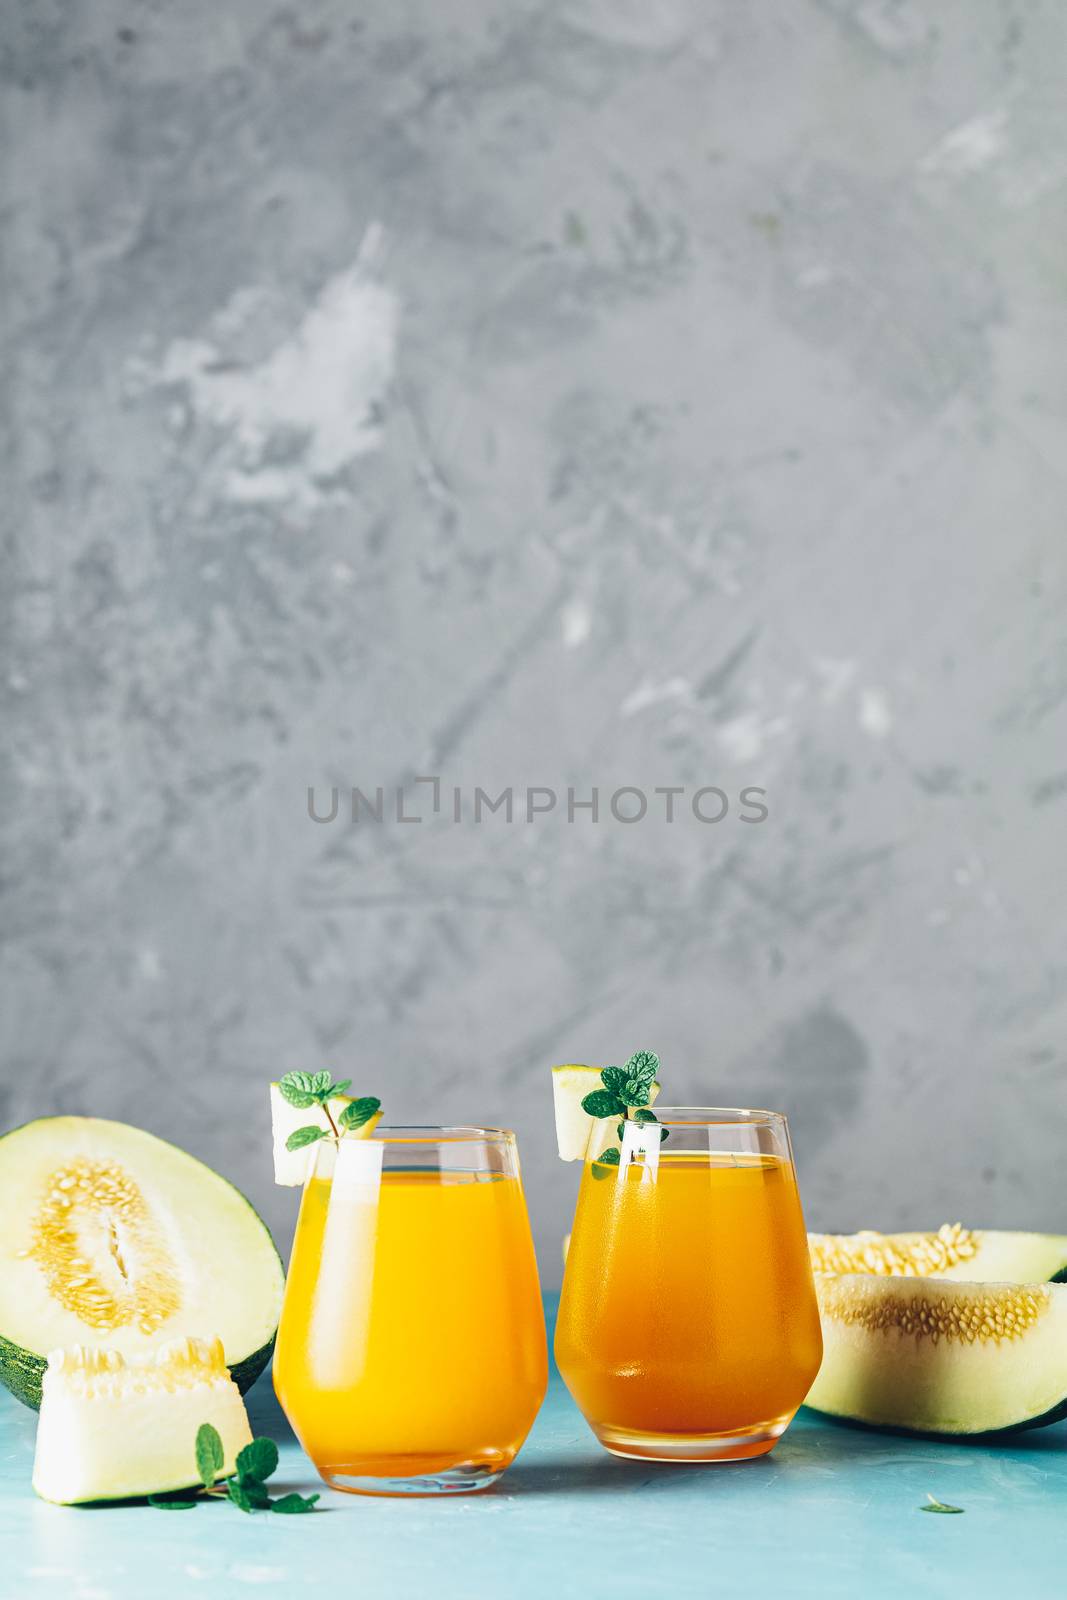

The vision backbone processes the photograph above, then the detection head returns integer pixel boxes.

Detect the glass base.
[593,1414,793,1463]
[319,1460,507,1497]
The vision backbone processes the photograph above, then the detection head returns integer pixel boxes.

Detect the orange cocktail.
[274,1128,547,1495]
[555,1110,822,1461]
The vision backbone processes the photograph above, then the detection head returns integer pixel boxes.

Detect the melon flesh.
[33,1335,252,1504]
[0,1117,283,1409]
[808,1224,1067,1283]
[551,1067,604,1162]
[806,1274,1067,1436]
[936,1230,1067,1283]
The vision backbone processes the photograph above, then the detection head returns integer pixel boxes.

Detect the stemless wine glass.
[555,1108,823,1462]
[274,1127,547,1496]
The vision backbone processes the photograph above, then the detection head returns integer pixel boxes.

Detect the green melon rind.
[0,1327,279,1413]
[0,1327,44,1410]
[0,1117,283,1412]
[805,1393,1067,1441]
[0,1294,278,1415]
[227,1330,277,1398]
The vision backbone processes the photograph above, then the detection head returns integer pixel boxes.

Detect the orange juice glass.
[555,1108,822,1462]
[274,1127,547,1496]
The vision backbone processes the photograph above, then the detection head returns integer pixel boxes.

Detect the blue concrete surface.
[1,1298,1063,1599]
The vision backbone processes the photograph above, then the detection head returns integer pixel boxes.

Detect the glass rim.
[647,1105,787,1127]
[365,1124,516,1146]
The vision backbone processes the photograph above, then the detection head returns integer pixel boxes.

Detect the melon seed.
[28,1160,182,1334]
[816,1276,1051,1345]
[809,1223,979,1278]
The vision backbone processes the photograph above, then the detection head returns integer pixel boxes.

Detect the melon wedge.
[552,1067,603,1162]
[806,1274,1067,1436]
[552,1066,660,1162]
[33,1335,253,1504]
[809,1224,1067,1283]
[0,1117,284,1409]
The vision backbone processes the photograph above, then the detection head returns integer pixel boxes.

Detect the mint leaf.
[600,1066,629,1097]
[272,1492,320,1514]
[238,1478,273,1510]
[339,1096,381,1131]
[147,1492,198,1510]
[331,1079,352,1098]
[625,1050,659,1088]
[310,1070,333,1099]
[591,1147,621,1179]
[920,1495,964,1514]
[581,1089,626,1119]
[236,1438,279,1485]
[286,1125,328,1152]
[624,1079,652,1107]
[278,1071,320,1110]
[226,1479,257,1514]
[195,1423,224,1489]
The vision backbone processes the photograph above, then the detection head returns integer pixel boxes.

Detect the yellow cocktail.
[555,1109,822,1461]
[274,1128,547,1495]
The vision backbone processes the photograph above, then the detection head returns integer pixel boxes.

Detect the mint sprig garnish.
[278,1070,381,1153]
[582,1050,669,1174]
[147,1424,319,1515]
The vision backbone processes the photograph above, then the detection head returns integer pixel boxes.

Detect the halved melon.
[806,1274,1067,1436]
[0,1117,284,1409]
[33,1335,253,1504]
[809,1224,1067,1283]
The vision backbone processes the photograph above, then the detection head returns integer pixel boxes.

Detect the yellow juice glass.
[555,1107,822,1462]
[274,1126,547,1496]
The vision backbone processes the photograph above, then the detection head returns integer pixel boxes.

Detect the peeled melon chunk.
[551,1066,660,1162]
[269,1083,382,1186]
[0,1117,283,1409]
[33,1334,253,1504]
[809,1224,1067,1283]
[806,1274,1067,1436]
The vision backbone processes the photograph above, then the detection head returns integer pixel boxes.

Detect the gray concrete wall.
[4,1,1066,1284]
